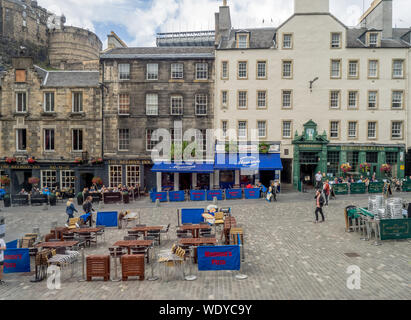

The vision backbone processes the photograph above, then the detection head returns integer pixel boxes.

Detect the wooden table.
[35,241,78,249]
[131,226,163,241]
[180,224,212,238]
[69,228,102,234]
[113,240,153,254]
[179,238,217,246]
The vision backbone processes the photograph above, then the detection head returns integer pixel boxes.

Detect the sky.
[36,0,411,48]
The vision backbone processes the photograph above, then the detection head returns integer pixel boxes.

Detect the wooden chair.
[121,254,145,281]
[86,255,110,281]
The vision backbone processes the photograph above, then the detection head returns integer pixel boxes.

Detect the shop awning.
[214,153,283,171]
[152,161,214,173]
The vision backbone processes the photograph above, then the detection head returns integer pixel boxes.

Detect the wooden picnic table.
[180,224,212,238]
[35,241,79,249]
[113,240,153,254]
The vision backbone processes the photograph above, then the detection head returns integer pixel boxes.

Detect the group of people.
[82,184,139,195]
[65,196,95,226]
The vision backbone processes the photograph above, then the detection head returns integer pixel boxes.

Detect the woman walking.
[65,198,78,223]
[314,190,325,223]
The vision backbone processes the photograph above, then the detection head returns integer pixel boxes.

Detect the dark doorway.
[220,170,234,189]
[179,173,191,191]
[13,170,32,194]
[300,164,317,186]
[281,159,292,184]
[197,174,210,190]
[259,171,274,188]
[80,173,94,191]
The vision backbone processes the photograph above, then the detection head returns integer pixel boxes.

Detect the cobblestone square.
[0,191,410,300]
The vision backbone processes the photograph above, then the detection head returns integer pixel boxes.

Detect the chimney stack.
[215,0,231,46]
[294,0,329,14]
[359,0,392,38]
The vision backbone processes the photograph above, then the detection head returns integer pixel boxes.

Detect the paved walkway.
[0,192,410,300]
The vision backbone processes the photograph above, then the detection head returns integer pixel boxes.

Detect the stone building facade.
[100,47,215,191]
[0,56,103,193]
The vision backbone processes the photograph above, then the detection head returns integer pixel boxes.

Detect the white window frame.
[393,60,404,78]
[72,92,83,113]
[126,165,140,187]
[221,91,228,108]
[237,34,248,49]
[238,61,247,79]
[109,165,122,188]
[331,33,341,48]
[257,61,266,79]
[331,60,341,78]
[238,91,247,109]
[118,93,130,115]
[41,170,57,189]
[282,121,292,139]
[282,90,292,109]
[44,92,55,112]
[195,63,208,80]
[60,170,75,190]
[368,122,377,139]
[257,91,267,109]
[257,121,266,138]
[16,128,27,152]
[368,60,378,78]
[330,121,339,139]
[118,63,130,80]
[146,129,159,151]
[171,63,184,79]
[72,129,83,152]
[221,61,229,79]
[348,60,359,78]
[44,129,55,151]
[283,34,292,49]
[118,128,130,151]
[238,121,247,139]
[348,122,357,138]
[392,91,403,109]
[222,121,228,138]
[170,95,183,115]
[368,91,378,109]
[146,93,158,116]
[330,91,340,109]
[348,91,358,109]
[16,91,27,113]
[391,122,403,139]
[195,94,207,115]
[282,61,292,78]
[147,63,159,80]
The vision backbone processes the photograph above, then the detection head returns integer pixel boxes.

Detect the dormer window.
[367,32,380,47]
[236,33,249,49]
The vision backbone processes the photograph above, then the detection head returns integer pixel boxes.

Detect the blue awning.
[152,162,214,173]
[214,153,283,171]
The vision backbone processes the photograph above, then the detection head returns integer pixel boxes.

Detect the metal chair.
[127,230,141,240]
[147,230,161,246]
[62,233,75,241]
[95,226,105,243]
[160,224,171,241]
[79,232,97,247]
[123,236,135,241]
[130,246,149,263]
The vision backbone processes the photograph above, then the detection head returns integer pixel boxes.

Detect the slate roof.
[32,66,99,87]
[218,28,276,49]
[346,28,411,48]
[101,47,215,60]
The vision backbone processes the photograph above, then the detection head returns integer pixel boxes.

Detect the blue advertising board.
[226,189,242,200]
[150,192,168,202]
[190,190,206,201]
[169,191,185,202]
[207,190,223,201]
[96,211,118,227]
[6,240,18,249]
[197,245,241,271]
[244,188,260,199]
[3,248,30,273]
[181,208,204,224]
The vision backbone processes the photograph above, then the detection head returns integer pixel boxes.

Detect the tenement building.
[214,0,411,190]
[100,45,215,192]
[0,56,103,194]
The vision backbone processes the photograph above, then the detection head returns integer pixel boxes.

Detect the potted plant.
[359,163,371,174]
[28,177,40,186]
[0,176,11,186]
[91,158,103,165]
[122,191,130,204]
[3,193,11,207]
[92,177,103,186]
[77,192,83,205]
[380,164,392,178]
[27,157,36,164]
[49,193,57,206]
[5,157,16,164]
[340,163,352,177]
[74,157,83,164]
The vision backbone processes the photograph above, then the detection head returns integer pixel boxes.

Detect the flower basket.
[380,164,392,173]
[340,163,352,174]
[5,157,17,164]
[28,177,40,185]
[27,157,36,164]
[359,163,371,173]
[74,157,83,164]
[0,176,11,186]
[92,177,103,186]
[91,158,103,165]
[259,143,270,154]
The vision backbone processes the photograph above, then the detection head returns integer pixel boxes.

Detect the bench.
[103,192,122,204]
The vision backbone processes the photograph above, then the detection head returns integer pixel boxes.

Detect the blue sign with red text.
[3,248,30,273]
[197,245,241,271]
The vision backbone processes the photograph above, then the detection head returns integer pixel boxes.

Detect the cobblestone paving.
[0,192,410,300]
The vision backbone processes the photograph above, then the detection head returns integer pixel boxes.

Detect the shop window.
[162,173,174,191]
[327,151,339,176]
[366,152,378,163]
[126,165,140,187]
[109,165,122,187]
[386,152,397,165]
[41,170,57,188]
[300,152,318,164]
[347,152,359,172]
[60,170,75,190]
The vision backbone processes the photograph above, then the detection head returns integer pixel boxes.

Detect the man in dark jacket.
[314,190,325,223]
[82,196,95,227]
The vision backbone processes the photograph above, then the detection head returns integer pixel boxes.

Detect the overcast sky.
[37,0,411,48]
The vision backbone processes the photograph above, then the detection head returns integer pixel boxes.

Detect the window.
[330,91,340,109]
[282,34,292,49]
[348,60,359,78]
[369,33,378,47]
[347,152,359,172]
[237,34,248,48]
[118,129,130,151]
[331,60,341,78]
[222,121,228,138]
[118,64,130,80]
[16,92,27,112]
[118,94,130,115]
[238,91,247,109]
[171,63,183,79]
[170,95,183,115]
[44,92,55,112]
[16,129,27,151]
[368,122,377,139]
[257,121,266,138]
[109,165,122,188]
[72,92,83,113]
[392,91,403,109]
[147,64,158,80]
[386,152,397,165]
[348,122,357,138]
[368,91,378,109]
[238,121,247,139]
[196,129,207,152]
[146,129,159,151]
[126,165,140,187]
[15,69,26,83]
[331,33,341,48]
[392,60,404,78]
[257,91,267,109]
[221,91,228,108]
[238,61,247,79]
[282,61,292,78]
[146,94,158,115]
[368,60,378,78]
[257,61,266,79]
[195,63,208,80]
[330,121,339,139]
[41,170,57,188]
[60,170,75,190]
[72,129,83,151]
[44,129,55,151]
[366,152,378,163]
[391,122,403,139]
[282,90,292,109]
[327,151,340,176]
[282,121,292,138]
[348,91,358,109]
[170,127,182,143]
[221,61,229,79]
[195,94,207,115]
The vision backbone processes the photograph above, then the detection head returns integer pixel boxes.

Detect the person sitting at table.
[65,198,78,223]
[246,183,253,189]
[19,188,28,195]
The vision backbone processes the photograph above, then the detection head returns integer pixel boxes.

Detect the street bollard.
[213,196,218,205]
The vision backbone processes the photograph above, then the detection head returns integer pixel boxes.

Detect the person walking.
[82,196,95,227]
[314,189,325,223]
[65,198,78,223]
[0,237,6,285]
[268,182,277,202]
[323,180,330,206]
